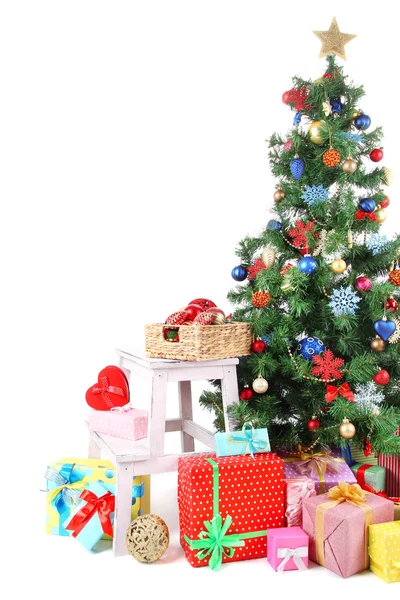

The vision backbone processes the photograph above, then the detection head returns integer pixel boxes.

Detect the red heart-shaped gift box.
[85,366,130,411]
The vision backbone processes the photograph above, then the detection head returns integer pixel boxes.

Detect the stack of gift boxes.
[177,423,400,581]
[45,366,150,551]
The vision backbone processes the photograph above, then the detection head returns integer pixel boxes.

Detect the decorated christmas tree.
[200,18,400,457]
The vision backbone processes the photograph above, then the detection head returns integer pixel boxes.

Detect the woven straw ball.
[126,514,169,563]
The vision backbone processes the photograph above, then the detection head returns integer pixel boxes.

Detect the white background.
[1,1,399,597]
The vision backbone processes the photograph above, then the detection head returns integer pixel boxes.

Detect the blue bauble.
[298,256,318,275]
[231,265,247,281]
[290,157,304,180]
[267,219,282,231]
[354,114,371,131]
[331,98,343,114]
[297,336,325,360]
[359,198,376,213]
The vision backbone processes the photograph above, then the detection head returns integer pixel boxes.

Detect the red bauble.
[184,304,204,321]
[240,387,253,401]
[355,276,372,292]
[307,417,321,431]
[188,298,217,311]
[380,196,390,209]
[282,91,291,104]
[373,370,391,385]
[370,149,383,162]
[251,340,266,353]
[206,307,225,316]
[386,297,399,312]
[299,248,308,256]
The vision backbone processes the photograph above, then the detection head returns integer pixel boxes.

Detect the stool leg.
[178,381,195,453]
[113,461,134,558]
[221,365,240,432]
[88,435,101,459]
[149,371,168,456]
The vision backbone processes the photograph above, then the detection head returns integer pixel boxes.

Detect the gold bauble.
[308,120,327,145]
[342,157,357,174]
[370,336,386,352]
[261,247,276,269]
[330,258,347,274]
[383,167,393,186]
[339,418,356,439]
[350,109,360,120]
[274,188,285,202]
[375,208,387,223]
[252,376,269,394]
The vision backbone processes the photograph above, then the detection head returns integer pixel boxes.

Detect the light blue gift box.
[63,481,115,551]
[214,423,271,458]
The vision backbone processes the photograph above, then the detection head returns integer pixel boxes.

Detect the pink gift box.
[284,477,316,527]
[88,406,148,441]
[267,526,309,572]
[303,490,394,578]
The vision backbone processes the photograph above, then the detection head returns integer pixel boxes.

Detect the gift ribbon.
[92,376,125,409]
[286,452,343,495]
[315,482,372,570]
[325,383,354,403]
[277,546,308,572]
[227,423,269,459]
[285,478,316,527]
[65,489,115,538]
[45,463,87,518]
[110,404,133,413]
[184,458,267,571]
[354,463,373,488]
[355,210,377,222]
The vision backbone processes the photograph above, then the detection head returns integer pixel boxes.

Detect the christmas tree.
[200,19,400,456]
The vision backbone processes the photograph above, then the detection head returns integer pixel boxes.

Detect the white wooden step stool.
[87,347,240,557]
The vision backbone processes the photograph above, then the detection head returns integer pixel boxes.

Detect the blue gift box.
[63,481,115,551]
[214,423,271,458]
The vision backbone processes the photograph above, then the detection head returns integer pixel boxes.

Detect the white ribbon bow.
[277,546,308,572]
[110,404,133,413]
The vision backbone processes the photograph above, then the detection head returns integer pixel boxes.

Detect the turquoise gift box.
[214,423,271,458]
[63,481,115,551]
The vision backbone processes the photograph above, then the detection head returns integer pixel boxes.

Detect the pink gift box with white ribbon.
[88,405,148,441]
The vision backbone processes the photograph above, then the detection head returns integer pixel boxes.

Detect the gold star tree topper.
[313,17,356,60]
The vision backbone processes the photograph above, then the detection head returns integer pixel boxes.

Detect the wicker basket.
[145,322,253,361]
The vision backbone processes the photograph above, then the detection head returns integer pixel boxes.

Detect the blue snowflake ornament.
[328,286,361,317]
[301,184,329,206]
[366,233,390,256]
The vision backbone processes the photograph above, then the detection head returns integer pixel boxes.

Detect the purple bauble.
[355,275,372,292]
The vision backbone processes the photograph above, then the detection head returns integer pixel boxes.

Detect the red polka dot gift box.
[178,452,284,571]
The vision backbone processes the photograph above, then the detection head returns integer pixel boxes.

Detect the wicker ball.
[126,514,170,563]
[252,291,271,308]
[323,148,341,168]
[389,270,400,286]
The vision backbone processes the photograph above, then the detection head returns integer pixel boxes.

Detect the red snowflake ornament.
[311,349,344,380]
[247,258,266,280]
[288,220,316,249]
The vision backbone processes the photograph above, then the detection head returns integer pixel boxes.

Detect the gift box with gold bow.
[282,450,356,495]
[214,423,271,458]
[178,453,284,570]
[45,458,149,537]
[369,521,400,583]
[303,482,394,578]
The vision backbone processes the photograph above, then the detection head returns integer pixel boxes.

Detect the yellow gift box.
[45,457,150,538]
[368,521,400,583]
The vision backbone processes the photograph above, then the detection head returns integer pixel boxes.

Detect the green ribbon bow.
[229,422,269,458]
[184,457,267,572]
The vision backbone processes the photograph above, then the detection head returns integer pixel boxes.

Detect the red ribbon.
[65,489,115,538]
[92,376,125,408]
[325,382,354,403]
[361,482,400,504]
[355,464,373,488]
[355,210,377,222]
